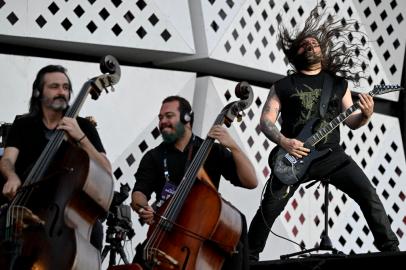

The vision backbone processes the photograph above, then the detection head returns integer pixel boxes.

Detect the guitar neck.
[304,84,403,147]
[305,101,361,147]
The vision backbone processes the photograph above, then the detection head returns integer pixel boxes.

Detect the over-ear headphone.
[32,74,41,98]
[180,109,194,124]
[33,88,40,98]
[30,65,73,107]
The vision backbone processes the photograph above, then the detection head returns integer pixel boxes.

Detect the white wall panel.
[0,0,195,62]
[0,53,196,161]
[159,0,405,100]
[353,0,406,88]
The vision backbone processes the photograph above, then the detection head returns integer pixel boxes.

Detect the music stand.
[280,178,345,259]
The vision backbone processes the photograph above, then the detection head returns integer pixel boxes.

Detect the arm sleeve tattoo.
[260,86,283,145]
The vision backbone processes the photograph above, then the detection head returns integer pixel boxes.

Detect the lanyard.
[162,135,195,184]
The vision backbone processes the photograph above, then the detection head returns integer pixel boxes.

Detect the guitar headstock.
[369,84,404,97]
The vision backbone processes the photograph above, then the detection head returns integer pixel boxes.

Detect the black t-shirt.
[274,71,347,149]
[132,135,242,201]
[5,113,105,181]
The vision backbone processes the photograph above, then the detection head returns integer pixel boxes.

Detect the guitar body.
[268,84,404,185]
[269,119,331,185]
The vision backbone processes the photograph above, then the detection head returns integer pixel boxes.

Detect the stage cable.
[259,176,307,251]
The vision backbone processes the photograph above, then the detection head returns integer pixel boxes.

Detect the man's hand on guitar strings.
[280,138,310,158]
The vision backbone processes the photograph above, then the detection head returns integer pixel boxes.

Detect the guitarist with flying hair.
[247,4,400,261]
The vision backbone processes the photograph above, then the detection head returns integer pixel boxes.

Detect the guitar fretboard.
[305,102,360,147]
[305,84,403,147]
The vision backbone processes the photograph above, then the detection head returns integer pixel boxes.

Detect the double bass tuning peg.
[236,111,245,122]
[104,84,115,93]
[101,78,116,94]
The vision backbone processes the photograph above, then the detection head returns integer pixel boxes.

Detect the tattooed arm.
[260,85,283,144]
[260,85,309,158]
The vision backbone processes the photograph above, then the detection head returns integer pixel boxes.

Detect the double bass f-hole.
[142,81,254,270]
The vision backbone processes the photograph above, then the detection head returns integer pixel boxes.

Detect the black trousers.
[248,148,399,260]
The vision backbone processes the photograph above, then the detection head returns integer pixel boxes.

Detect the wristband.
[76,134,86,144]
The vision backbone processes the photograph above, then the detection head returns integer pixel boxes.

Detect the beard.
[160,122,186,144]
[42,96,68,111]
[293,50,323,70]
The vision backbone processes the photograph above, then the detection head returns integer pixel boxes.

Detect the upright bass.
[140,82,254,270]
[0,56,121,270]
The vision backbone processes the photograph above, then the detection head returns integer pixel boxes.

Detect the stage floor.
[250,251,406,269]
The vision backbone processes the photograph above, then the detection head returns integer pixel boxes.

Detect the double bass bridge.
[146,247,182,269]
[4,206,45,238]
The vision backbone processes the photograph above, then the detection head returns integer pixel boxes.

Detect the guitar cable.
[259,175,307,251]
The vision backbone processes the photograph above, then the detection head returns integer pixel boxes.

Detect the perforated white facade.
[0,0,405,267]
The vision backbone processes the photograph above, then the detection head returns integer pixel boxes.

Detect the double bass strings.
[6,80,90,240]
[144,112,224,263]
[165,111,226,223]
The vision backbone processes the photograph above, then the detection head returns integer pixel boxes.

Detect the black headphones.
[32,79,71,100]
[33,88,41,98]
[31,65,73,100]
[180,109,194,124]
[32,75,41,98]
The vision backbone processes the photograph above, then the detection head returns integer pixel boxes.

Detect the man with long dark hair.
[247,4,399,261]
[0,65,111,251]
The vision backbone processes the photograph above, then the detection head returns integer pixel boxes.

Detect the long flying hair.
[278,2,367,83]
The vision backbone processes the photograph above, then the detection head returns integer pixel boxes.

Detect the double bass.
[141,82,254,270]
[0,56,121,270]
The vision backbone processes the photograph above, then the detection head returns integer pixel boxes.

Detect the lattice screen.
[0,0,194,58]
[353,0,404,86]
[161,0,405,101]
[0,0,405,265]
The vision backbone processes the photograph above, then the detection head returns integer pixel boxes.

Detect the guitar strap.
[319,72,334,119]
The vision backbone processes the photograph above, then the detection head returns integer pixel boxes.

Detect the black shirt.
[132,135,243,202]
[274,71,347,149]
[5,113,105,181]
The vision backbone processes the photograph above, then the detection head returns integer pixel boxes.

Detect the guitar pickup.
[284,154,297,164]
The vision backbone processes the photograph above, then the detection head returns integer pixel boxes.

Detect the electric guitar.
[269,84,404,185]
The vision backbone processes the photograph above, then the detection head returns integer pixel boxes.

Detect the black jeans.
[248,149,399,260]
